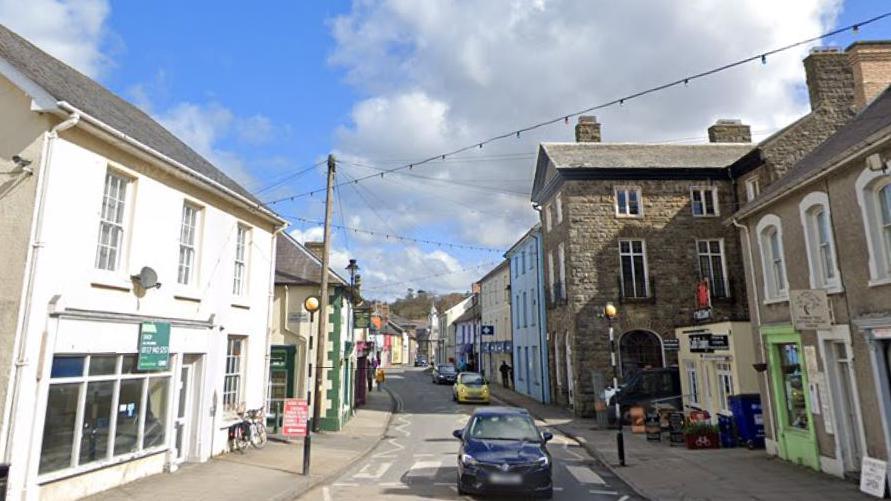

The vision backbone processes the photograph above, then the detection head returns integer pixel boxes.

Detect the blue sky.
[3,0,890,300]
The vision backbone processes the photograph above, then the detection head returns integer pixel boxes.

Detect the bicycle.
[228,407,268,453]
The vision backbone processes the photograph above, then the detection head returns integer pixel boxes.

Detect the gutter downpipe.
[2,112,79,494]
[731,216,778,452]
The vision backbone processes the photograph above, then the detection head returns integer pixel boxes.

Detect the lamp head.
[604,302,617,319]
[304,295,320,313]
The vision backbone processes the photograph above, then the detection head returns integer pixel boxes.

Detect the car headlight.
[461,453,477,466]
[536,456,549,467]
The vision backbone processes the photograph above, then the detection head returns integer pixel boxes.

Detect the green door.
[268,345,295,433]
[763,327,819,470]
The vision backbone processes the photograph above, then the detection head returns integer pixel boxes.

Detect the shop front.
[267,345,296,433]
[762,324,820,471]
[857,316,891,488]
[675,321,758,421]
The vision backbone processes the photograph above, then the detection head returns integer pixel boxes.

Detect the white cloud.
[236,115,276,145]
[326,0,842,297]
[289,226,325,244]
[0,0,112,78]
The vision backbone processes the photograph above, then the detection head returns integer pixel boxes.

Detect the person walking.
[499,361,512,388]
[367,357,377,392]
[375,366,385,391]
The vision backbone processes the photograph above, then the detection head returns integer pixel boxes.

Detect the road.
[301,366,637,500]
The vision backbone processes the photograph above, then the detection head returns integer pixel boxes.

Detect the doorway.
[824,339,864,473]
[173,354,202,464]
[619,330,664,379]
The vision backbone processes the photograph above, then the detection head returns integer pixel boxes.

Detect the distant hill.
[386,290,469,320]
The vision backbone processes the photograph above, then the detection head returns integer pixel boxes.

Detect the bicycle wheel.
[250,422,268,449]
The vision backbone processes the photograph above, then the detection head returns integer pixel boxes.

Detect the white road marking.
[618,496,630,501]
[352,461,392,479]
[332,482,359,487]
[567,464,606,485]
[322,486,332,501]
[406,460,442,477]
[553,486,564,491]
[433,482,453,486]
[589,489,619,495]
[378,482,401,487]
[562,441,585,460]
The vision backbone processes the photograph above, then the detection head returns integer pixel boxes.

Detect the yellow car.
[453,372,490,404]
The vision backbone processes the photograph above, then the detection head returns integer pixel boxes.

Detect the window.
[522,291,528,328]
[528,245,535,271]
[95,171,129,271]
[855,165,891,282]
[177,203,200,285]
[557,243,566,300]
[757,215,788,301]
[717,362,734,412]
[233,225,249,296]
[685,360,699,405]
[530,288,537,326]
[691,186,719,217]
[547,252,555,302]
[697,240,728,298]
[39,355,171,477]
[544,204,552,232]
[778,343,808,430]
[515,294,520,326]
[615,186,642,217]
[555,192,563,224]
[619,239,648,298]
[521,250,526,275]
[799,192,840,290]
[223,336,246,412]
[745,177,760,202]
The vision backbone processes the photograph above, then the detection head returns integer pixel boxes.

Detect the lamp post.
[302,295,320,475]
[604,302,625,466]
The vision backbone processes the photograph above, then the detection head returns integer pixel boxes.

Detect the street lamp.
[304,295,320,321]
[604,302,625,466]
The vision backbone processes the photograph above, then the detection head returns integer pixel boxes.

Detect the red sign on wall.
[282,398,309,437]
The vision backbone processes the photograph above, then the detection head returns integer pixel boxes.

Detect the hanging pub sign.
[693,279,712,321]
[354,308,372,329]
[137,321,170,371]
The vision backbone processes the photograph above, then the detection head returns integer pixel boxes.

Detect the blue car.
[452,407,553,498]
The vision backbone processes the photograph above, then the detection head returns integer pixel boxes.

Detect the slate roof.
[0,23,262,206]
[275,233,347,286]
[734,86,891,219]
[540,143,754,169]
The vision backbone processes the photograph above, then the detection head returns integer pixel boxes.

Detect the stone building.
[478,260,512,381]
[531,117,752,415]
[729,42,891,479]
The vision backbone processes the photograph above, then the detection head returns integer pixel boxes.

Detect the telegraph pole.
[303,155,335,475]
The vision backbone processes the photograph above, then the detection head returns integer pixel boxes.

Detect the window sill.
[90,274,132,292]
[37,446,166,485]
[824,284,845,295]
[231,301,251,310]
[615,214,643,219]
[173,288,202,303]
[762,296,789,306]
[868,277,891,288]
[692,214,720,218]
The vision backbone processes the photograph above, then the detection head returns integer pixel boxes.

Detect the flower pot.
[685,432,720,449]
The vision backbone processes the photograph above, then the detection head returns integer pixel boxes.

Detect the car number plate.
[489,473,522,485]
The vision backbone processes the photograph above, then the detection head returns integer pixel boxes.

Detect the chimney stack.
[708,119,751,143]
[305,241,324,260]
[802,47,856,112]
[846,41,891,110]
[575,116,601,142]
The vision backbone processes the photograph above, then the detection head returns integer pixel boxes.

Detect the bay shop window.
[39,354,171,478]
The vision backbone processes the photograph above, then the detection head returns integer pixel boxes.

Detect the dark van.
[608,367,681,424]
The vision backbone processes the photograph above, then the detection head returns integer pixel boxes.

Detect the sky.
[0,0,887,300]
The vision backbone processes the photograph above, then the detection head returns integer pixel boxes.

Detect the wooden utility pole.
[312,154,336,433]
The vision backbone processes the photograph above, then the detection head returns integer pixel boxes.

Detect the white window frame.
[745,176,760,202]
[618,239,649,298]
[555,192,563,224]
[177,202,202,286]
[690,186,719,217]
[614,185,643,217]
[716,362,734,413]
[856,164,891,285]
[696,239,730,298]
[756,214,789,302]
[223,336,247,413]
[544,204,552,232]
[685,360,699,406]
[547,251,555,302]
[799,192,842,292]
[94,170,131,272]
[232,225,250,296]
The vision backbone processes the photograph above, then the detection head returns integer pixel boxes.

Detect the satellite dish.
[132,266,161,290]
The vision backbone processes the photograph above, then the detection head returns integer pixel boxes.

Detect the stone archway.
[619,329,664,380]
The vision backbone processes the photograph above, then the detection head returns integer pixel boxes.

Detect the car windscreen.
[468,414,540,441]
[439,365,456,374]
[459,373,483,385]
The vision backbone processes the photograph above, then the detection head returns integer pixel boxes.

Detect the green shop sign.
[354,309,371,329]
[138,322,170,371]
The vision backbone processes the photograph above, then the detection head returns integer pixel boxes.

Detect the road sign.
[283,398,309,437]
[481,325,495,336]
[137,322,170,371]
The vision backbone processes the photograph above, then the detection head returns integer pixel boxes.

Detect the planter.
[685,432,720,449]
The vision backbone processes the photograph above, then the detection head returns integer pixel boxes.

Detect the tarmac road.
[300,366,638,500]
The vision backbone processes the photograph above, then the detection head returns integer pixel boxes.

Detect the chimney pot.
[708,119,751,143]
[575,115,601,143]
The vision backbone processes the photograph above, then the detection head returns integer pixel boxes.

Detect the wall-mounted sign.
[481,325,495,336]
[790,289,832,331]
[662,339,680,352]
[689,333,729,353]
[694,279,712,321]
[872,328,891,339]
[287,312,308,327]
[138,322,170,371]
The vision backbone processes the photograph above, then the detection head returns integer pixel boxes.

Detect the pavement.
[301,367,637,500]
[85,387,395,501]
[488,383,874,501]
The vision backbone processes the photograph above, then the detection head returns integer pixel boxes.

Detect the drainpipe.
[2,113,79,495]
[731,217,778,451]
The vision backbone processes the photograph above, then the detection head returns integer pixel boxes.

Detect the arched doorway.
[619,330,664,380]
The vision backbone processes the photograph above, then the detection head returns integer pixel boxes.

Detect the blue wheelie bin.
[729,393,765,449]
[718,412,737,448]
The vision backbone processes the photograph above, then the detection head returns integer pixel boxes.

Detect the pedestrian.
[499,361,511,388]
[367,357,376,392]
[375,366,385,391]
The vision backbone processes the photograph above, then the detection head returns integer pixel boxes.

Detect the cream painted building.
[0,26,286,499]
[480,261,512,382]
